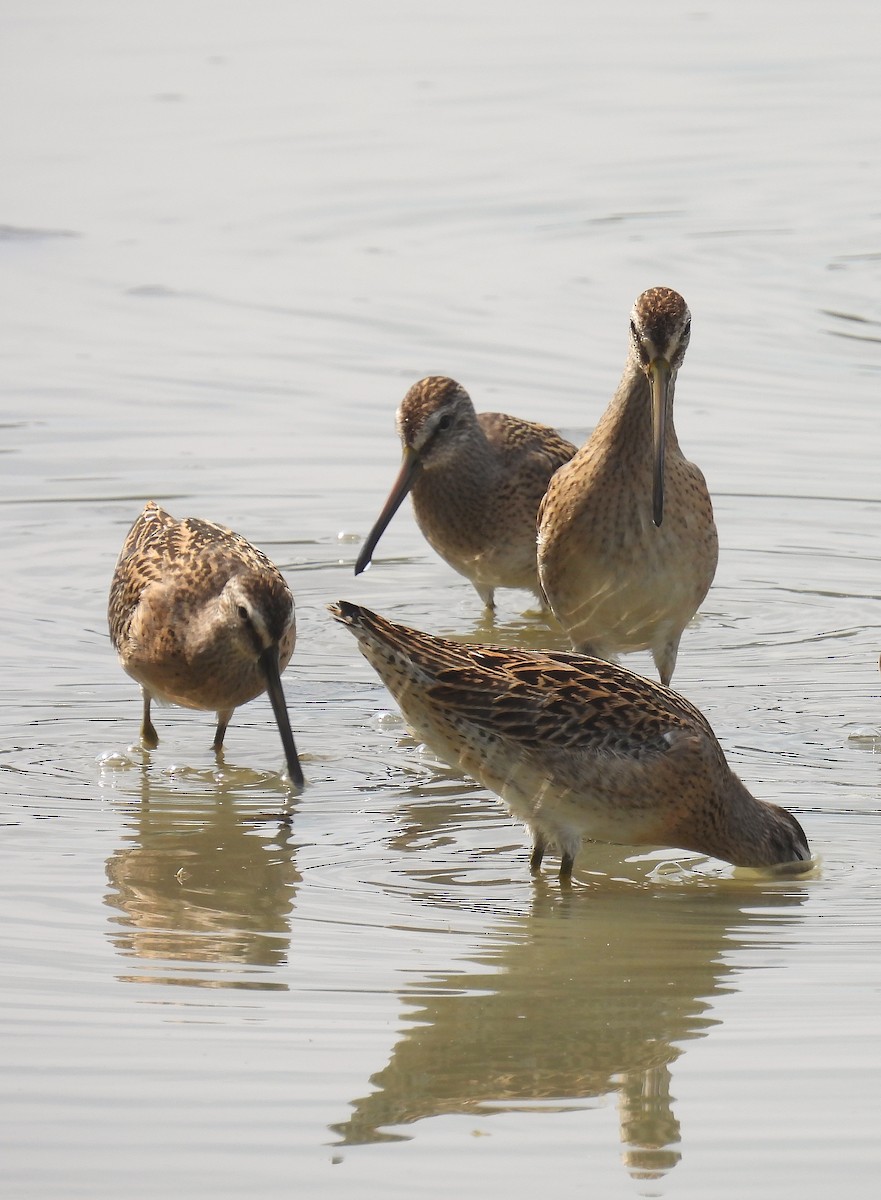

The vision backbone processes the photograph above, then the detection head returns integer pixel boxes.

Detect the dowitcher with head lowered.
[537,287,718,684]
[108,501,304,787]
[330,601,810,880]
[355,376,576,610]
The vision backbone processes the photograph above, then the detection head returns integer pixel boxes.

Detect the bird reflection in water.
[331,864,809,1182]
[104,761,301,988]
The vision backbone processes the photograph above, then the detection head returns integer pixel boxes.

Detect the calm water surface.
[2,2,881,1196]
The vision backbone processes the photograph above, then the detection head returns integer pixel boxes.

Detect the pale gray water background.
[2,1,881,1195]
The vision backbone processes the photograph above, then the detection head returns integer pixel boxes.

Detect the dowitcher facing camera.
[537,288,718,684]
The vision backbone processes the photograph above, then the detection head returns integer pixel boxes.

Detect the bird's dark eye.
[237,605,248,621]
[437,413,453,431]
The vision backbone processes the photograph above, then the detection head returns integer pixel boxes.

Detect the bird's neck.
[594,357,681,458]
[677,774,797,869]
[413,432,496,508]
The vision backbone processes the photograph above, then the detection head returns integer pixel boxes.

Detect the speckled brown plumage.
[355,376,576,609]
[330,601,810,879]
[537,288,718,684]
[108,501,303,786]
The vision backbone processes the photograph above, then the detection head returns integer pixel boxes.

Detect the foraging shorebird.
[355,376,576,610]
[108,501,304,787]
[537,287,718,684]
[330,601,810,880]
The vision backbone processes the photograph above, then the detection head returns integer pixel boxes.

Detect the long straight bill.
[354,447,421,575]
[649,356,671,527]
[260,645,304,789]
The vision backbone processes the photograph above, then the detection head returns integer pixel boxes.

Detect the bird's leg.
[573,637,612,662]
[530,839,546,874]
[213,708,234,754]
[140,689,159,749]
[559,851,575,882]
[653,632,682,688]
[475,583,496,614]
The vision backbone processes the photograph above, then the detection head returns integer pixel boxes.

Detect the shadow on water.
[103,757,302,988]
[331,865,811,1184]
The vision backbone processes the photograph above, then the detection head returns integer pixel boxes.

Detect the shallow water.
[3,1,881,1196]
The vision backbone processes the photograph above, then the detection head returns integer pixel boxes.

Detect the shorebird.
[537,287,718,685]
[330,601,811,879]
[355,376,576,610]
[108,501,304,787]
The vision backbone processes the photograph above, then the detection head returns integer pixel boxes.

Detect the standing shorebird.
[108,501,304,787]
[355,376,576,610]
[330,601,811,879]
[537,287,718,685]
